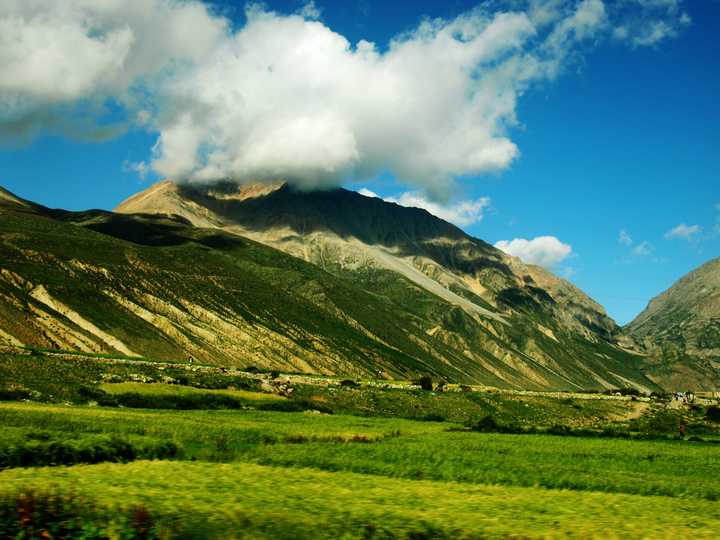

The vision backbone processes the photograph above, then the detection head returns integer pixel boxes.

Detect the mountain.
[108,179,658,391]
[623,257,720,390]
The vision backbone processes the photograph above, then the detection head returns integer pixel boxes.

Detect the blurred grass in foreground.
[3,460,720,539]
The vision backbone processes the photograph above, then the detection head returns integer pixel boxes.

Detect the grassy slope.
[0,207,487,382]
[0,195,660,390]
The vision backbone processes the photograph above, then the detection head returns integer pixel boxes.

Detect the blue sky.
[0,0,718,324]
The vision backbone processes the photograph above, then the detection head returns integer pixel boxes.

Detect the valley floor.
[2,353,720,538]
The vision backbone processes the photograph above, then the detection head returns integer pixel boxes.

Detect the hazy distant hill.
[623,257,720,390]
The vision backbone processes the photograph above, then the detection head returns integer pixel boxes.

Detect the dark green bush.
[258,399,333,414]
[0,388,32,401]
[114,392,243,410]
[0,436,180,470]
[470,416,526,434]
[421,413,446,422]
[706,406,720,423]
[547,424,572,436]
[414,376,433,391]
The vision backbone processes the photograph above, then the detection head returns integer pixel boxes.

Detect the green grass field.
[4,460,720,539]
[2,355,720,538]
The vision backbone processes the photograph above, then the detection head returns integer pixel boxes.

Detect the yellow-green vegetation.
[100,382,285,402]
[4,460,720,539]
[2,402,719,500]
[3,356,720,538]
[0,187,663,390]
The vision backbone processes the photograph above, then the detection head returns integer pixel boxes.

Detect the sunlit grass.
[3,460,720,539]
[100,382,284,402]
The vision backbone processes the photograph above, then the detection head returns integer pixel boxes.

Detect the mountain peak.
[624,257,720,390]
[116,179,621,343]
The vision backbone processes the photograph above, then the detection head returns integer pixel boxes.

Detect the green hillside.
[1,185,658,389]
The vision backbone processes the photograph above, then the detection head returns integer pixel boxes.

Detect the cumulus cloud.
[0,0,691,195]
[0,0,227,143]
[494,236,573,267]
[358,188,490,227]
[150,5,542,195]
[618,229,633,246]
[665,223,701,240]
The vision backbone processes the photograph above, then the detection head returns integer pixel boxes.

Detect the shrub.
[0,491,105,539]
[704,405,720,423]
[339,379,360,389]
[0,388,32,401]
[470,416,524,434]
[0,492,162,540]
[0,436,180,470]
[113,392,242,410]
[414,376,433,391]
[421,413,445,422]
[258,399,333,414]
[547,424,572,436]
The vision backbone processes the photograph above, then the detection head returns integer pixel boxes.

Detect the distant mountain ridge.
[1,180,715,390]
[623,257,720,390]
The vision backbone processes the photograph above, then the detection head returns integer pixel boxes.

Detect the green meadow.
[2,353,720,538]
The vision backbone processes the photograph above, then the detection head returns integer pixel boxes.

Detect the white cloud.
[0,0,227,143]
[618,229,633,246]
[0,1,690,196]
[357,188,490,227]
[150,5,540,194]
[610,0,690,48]
[665,223,701,240]
[632,241,653,256]
[494,236,572,267]
[386,192,491,227]
[357,188,379,198]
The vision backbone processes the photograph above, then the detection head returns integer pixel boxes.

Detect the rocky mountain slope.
[623,257,720,390]
[0,182,660,390]
[117,181,620,338]
[111,180,657,391]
